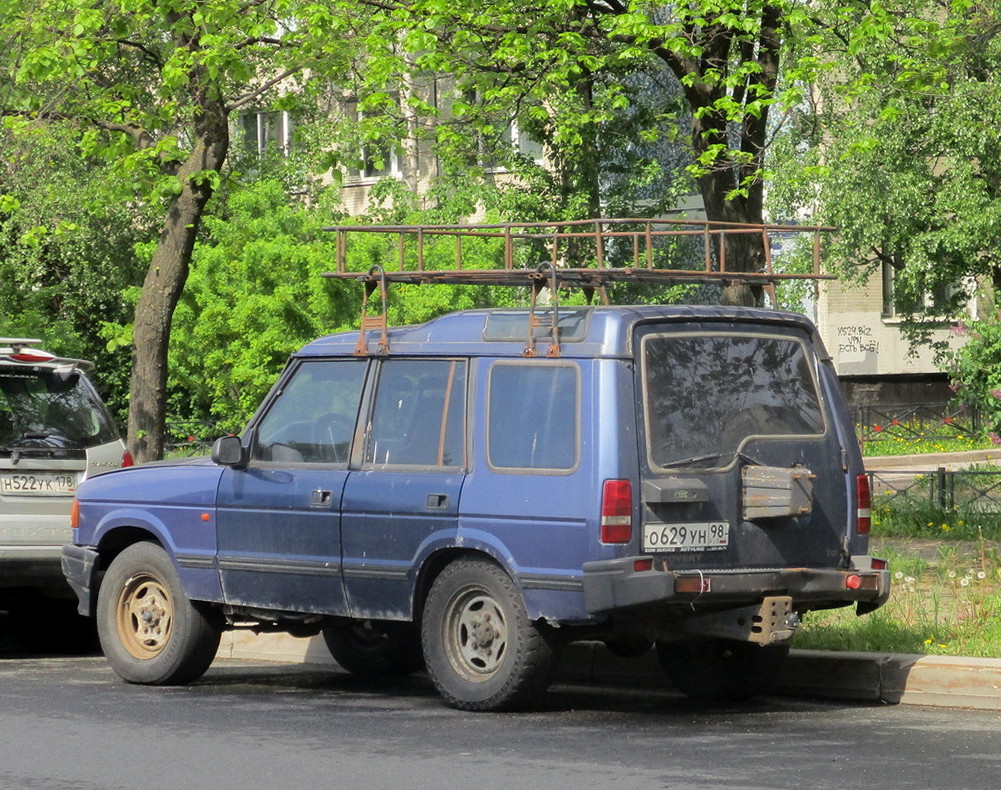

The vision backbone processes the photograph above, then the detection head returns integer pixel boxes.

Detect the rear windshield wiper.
[660,452,723,469]
[659,450,764,470]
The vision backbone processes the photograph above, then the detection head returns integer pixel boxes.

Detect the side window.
[364,359,466,468]
[487,363,578,472]
[253,359,367,463]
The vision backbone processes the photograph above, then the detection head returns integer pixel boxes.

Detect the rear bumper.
[582,555,890,617]
[60,544,100,617]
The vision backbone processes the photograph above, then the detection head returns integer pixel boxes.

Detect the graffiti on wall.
[836,325,880,356]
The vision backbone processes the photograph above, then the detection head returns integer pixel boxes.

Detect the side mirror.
[211,435,247,468]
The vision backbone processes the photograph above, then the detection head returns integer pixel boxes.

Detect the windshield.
[0,366,120,451]
[641,331,825,469]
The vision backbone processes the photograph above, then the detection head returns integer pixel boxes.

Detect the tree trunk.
[127,104,228,463]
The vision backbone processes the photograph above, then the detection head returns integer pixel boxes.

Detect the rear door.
[340,358,467,619]
[635,323,849,571]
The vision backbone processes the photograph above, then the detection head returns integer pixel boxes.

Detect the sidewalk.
[865,448,1001,471]
[219,631,1001,711]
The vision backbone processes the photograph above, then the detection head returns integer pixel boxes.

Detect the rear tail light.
[600,479,632,544]
[122,450,134,468]
[856,474,872,535]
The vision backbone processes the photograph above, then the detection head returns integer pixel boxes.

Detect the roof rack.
[322,218,835,357]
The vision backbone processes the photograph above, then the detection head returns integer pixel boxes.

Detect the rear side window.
[364,359,467,468]
[0,367,119,451]
[641,332,825,469]
[487,363,578,472]
[253,359,367,463]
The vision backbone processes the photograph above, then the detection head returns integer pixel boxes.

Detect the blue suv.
[63,303,888,710]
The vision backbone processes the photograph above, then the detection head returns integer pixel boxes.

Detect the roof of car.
[298,304,824,360]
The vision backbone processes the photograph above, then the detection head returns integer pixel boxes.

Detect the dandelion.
[978,571,987,580]
[895,571,904,579]
[961,577,970,587]
[948,570,957,578]
[904,576,916,585]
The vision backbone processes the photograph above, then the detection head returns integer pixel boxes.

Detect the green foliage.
[770,1,1001,321]
[941,315,1001,437]
[0,123,156,416]
[163,179,354,433]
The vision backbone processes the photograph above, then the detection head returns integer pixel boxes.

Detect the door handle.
[311,489,333,507]
[426,493,449,510]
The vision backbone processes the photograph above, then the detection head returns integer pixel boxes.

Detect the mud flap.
[674,595,796,645]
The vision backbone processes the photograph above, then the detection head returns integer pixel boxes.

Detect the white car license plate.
[643,522,729,552]
[0,472,78,496]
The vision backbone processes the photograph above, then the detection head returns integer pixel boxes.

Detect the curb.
[218,632,1001,711]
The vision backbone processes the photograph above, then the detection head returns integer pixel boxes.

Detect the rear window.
[0,367,120,451]
[487,362,578,472]
[641,332,825,469]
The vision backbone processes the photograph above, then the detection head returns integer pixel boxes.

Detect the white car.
[1,338,130,650]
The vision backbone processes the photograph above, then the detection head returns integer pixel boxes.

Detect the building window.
[881,261,960,319]
[240,111,295,157]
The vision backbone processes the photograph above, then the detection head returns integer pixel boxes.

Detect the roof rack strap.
[524,263,561,358]
[354,265,390,356]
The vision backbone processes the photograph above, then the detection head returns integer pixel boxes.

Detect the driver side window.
[252,359,367,463]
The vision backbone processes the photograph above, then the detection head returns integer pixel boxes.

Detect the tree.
[3,0,360,461]
[771,1,1001,321]
[358,1,829,305]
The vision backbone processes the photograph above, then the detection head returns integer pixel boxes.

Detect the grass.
[862,434,996,457]
[794,537,1001,658]
[800,425,1001,655]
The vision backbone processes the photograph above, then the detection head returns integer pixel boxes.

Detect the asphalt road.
[1,653,999,790]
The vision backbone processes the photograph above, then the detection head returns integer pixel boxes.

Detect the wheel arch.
[94,526,165,573]
[413,548,508,622]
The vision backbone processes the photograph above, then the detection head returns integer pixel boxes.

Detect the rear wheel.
[657,638,789,701]
[422,558,556,711]
[322,619,424,678]
[97,542,221,685]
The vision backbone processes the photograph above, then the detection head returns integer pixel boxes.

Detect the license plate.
[0,472,78,496]
[643,521,729,552]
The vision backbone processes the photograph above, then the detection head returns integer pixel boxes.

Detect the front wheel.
[96,542,221,685]
[656,638,790,701]
[422,559,556,711]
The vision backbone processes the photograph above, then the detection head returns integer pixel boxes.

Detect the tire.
[421,558,556,711]
[96,542,221,685]
[656,637,790,701]
[322,619,424,678]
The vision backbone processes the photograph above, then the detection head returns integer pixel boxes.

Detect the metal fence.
[868,467,1001,516]
[852,402,982,447]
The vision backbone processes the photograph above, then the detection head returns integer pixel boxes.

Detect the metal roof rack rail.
[323,218,835,357]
